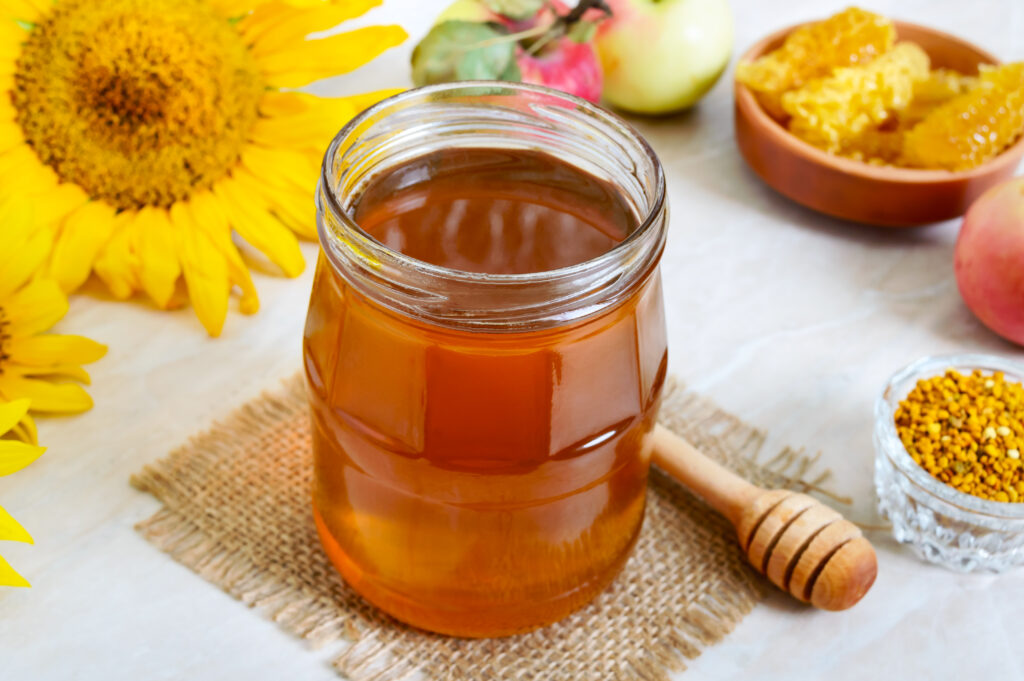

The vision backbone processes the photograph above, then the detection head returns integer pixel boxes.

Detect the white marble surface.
[3,0,1024,678]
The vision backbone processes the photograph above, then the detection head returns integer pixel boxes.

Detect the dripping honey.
[304,148,667,637]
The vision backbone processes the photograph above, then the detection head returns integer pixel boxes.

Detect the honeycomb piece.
[737,7,896,120]
[900,68,979,127]
[902,62,1024,170]
[840,128,904,165]
[782,43,930,153]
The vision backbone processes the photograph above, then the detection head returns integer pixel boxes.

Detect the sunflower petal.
[0,398,30,437]
[10,411,36,445]
[0,374,92,414]
[171,201,230,336]
[0,553,29,587]
[6,335,107,368]
[214,178,305,277]
[3,279,68,339]
[242,146,319,197]
[0,144,58,196]
[0,120,23,154]
[0,504,32,544]
[0,197,43,300]
[209,0,264,19]
[93,211,140,300]
[0,0,38,24]
[229,166,316,239]
[133,207,181,309]
[245,0,382,56]
[35,182,91,229]
[0,439,44,476]
[48,200,118,293]
[257,25,407,87]
[10,364,92,385]
[188,192,260,316]
[250,93,357,152]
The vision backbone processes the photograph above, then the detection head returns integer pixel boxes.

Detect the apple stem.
[561,0,612,26]
[464,0,612,58]
[525,0,611,56]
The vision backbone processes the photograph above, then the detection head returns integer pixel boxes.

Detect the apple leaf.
[481,0,545,20]
[498,56,522,82]
[411,20,518,86]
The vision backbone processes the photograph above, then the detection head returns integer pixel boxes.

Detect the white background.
[2,0,1023,679]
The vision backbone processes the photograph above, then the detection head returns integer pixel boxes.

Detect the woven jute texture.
[131,375,835,681]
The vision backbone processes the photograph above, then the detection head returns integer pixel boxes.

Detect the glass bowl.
[874,353,1024,572]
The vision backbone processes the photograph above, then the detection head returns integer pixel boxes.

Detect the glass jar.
[304,82,668,637]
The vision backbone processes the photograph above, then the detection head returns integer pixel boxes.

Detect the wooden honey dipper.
[651,425,877,610]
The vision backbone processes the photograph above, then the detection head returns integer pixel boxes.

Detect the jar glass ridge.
[305,82,669,637]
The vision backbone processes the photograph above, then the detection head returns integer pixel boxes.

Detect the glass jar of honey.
[305,82,668,637]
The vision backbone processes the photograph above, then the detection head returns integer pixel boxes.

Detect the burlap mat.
[131,375,837,681]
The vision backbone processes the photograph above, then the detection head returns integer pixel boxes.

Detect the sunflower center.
[11,0,264,210]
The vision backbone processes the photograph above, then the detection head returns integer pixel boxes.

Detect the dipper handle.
[650,425,877,611]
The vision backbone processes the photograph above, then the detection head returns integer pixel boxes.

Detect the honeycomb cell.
[737,7,896,120]
[783,43,930,153]
[902,62,1024,170]
[900,68,978,127]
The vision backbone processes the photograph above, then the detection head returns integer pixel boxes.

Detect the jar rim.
[317,81,666,286]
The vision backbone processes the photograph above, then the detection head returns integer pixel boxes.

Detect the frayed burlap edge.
[132,374,838,681]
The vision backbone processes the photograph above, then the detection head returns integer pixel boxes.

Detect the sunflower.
[0,0,406,336]
[0,398,44,587]
[0,244,106,415]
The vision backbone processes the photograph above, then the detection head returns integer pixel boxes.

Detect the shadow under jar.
[304,82,668,637]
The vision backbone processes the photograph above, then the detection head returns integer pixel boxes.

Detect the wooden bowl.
[734,21,1024,227]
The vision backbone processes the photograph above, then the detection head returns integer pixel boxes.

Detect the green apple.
[596,0,733,114]
[435,0,496,23]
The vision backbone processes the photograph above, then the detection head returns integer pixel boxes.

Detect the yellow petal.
[334,87,404,114]
[48,200,118,293]
[229,166,316,239]
[3,278,67,338]
[242,145,319,197]
[188,192,260,316]
[0,374,92,414]
[257,25,407,87]
[0,144,58,196]
[0,503,32,544]
[209,0,264,18]
[171,201,230,336]
[0,0,38,23]
[0,439,44,475]
[93,211,140,300]
[251,93,356,152]
[245,0,381,56]
[0,227,49,299]
[0,398,30,437]
[35,182,90,229]
[6,335,106,367]
[133,207,181,309]
[10,363,92,384]
[0,120,23,154]
[214,177,305,277]
[0,198,45,300]
[0,553,29,587]
[10,411,36,445]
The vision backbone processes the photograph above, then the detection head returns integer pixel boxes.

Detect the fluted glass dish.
[875,353,1024,572]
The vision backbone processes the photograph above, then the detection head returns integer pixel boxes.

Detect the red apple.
[415,0,604,103]
[955,178,1024,345]
[516,39,602,103]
